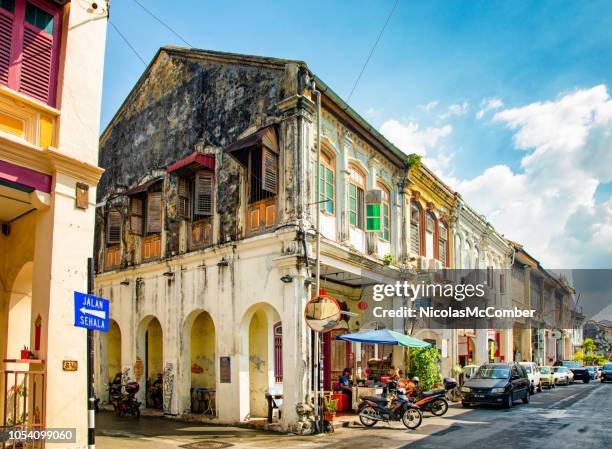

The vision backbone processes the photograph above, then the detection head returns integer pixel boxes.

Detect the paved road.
[97,381,612,449]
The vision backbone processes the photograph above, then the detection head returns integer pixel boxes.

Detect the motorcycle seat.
[361,395,387,404]
[422,388,445,397]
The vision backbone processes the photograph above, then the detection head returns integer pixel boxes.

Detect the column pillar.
[29,169,99,446]
[474,328,489,365]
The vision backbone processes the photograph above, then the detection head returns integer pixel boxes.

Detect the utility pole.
[87,258,95,449]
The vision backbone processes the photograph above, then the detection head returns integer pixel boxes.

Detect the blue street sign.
[74,291,109,332]
[414,297,432,308]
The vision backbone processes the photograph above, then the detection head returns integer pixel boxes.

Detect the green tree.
[409,347,442,391]
[573,351,585,362]
[582,338,596,354]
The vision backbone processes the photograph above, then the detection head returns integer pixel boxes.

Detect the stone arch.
[136,315,164,409]
[238,302,282,420]
[179,309,217,414]
[5,262,33,360]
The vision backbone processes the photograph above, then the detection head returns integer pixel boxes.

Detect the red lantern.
[358,301,368,310]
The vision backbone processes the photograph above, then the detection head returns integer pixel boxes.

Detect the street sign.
[414,297,432,308]
[74,291,109,332]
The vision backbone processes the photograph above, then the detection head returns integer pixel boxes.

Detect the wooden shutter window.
[0,5,14,85]
[194,171,213,216]
[130,197,143,235]
[261,147,278,194]
[177,177,190,218]
[107,209,122,245]
[146,191,162,234]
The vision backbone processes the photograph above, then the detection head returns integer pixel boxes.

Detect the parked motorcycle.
[358,381,423,429]
[110,381,141,419]
[406,377,457,417]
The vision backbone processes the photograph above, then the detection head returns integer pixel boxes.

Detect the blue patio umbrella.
[336,329,431,348]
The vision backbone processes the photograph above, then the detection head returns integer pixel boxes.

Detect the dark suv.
[554,361,590,383]
[461,363,531,408]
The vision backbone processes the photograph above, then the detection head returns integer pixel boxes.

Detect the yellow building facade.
[0,1,108,447]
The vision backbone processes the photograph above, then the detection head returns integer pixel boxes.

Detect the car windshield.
[604,364,612,370]
[539,367,550,374]
[522,365,532,373]
[473,366,510,379]
[553,367,566,373]
[563,361,581,368]
[586,367,594,372]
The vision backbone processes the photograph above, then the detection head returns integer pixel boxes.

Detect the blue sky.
[101,0,612,268]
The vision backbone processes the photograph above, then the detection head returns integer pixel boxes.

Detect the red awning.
[166,152,215,176]
[224,125,278,166]
[127,176,163,195]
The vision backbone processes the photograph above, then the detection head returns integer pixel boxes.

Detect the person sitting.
[338,368,352,408]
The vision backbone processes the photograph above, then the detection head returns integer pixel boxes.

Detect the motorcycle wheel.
[133,407,140,419]
[430,398,449,416]
[402,408,423,430]
[358,406,378,427]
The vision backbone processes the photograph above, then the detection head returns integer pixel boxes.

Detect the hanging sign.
[74,291,110,332]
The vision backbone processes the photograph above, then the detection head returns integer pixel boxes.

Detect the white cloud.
[457,85,612,267]
[380,119,452,155]
[420,101,439,111]
[438,102,469,120]
[476,97,503,119]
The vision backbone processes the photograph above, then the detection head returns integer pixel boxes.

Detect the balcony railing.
[1,361,46,449]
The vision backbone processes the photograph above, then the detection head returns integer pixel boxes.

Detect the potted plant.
[323,395,338,421]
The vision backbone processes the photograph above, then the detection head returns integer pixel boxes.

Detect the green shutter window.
[318,162,335,214]
[349,183,357,226]
[365,189,383,232]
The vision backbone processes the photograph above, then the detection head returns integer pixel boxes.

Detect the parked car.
[585,366,598,380]
[461,363,530,409]
[519,362,542,393]
[539,366,556,389]
[601,363,612,383]
[554,361,589,383]
[552,366,572,385]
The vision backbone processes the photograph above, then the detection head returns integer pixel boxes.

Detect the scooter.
[407,377,457,416]
[358,382,423,429]
[111,381,141,419]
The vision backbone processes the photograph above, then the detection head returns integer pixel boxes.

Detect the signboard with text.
[74,291,109,332]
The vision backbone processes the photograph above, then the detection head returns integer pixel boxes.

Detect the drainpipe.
[312,80,323,432]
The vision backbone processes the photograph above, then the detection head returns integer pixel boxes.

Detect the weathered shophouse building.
[454,197,514,366]
[509,242,576,364]
[0,1,108,446]
[95,46,466,428]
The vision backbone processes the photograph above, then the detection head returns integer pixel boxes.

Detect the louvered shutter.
[130,197,143,235]
[177,177,190,218]
[410,203,421,255]
[107,209,122,244]
[20,21,53,104]
[0,8,13,85]
[194,171,213,216]
[261,147,278,194]
[146,191,162,233]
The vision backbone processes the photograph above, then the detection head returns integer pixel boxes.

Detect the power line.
[347,0,400,102]
[109,20,147,67]
[131,0,193,47]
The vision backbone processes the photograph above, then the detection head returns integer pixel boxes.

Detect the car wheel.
[583,378,589,384]
[504,393,513,409]
[522,390,530,404]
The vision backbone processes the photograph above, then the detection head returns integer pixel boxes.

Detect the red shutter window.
[273,322,282,383]
[0,0,60,106]
[0,1,15,85]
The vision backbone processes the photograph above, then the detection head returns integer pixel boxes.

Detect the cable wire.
[109,20,148,66]
[131,0,193,47]
[347,0,400,102]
